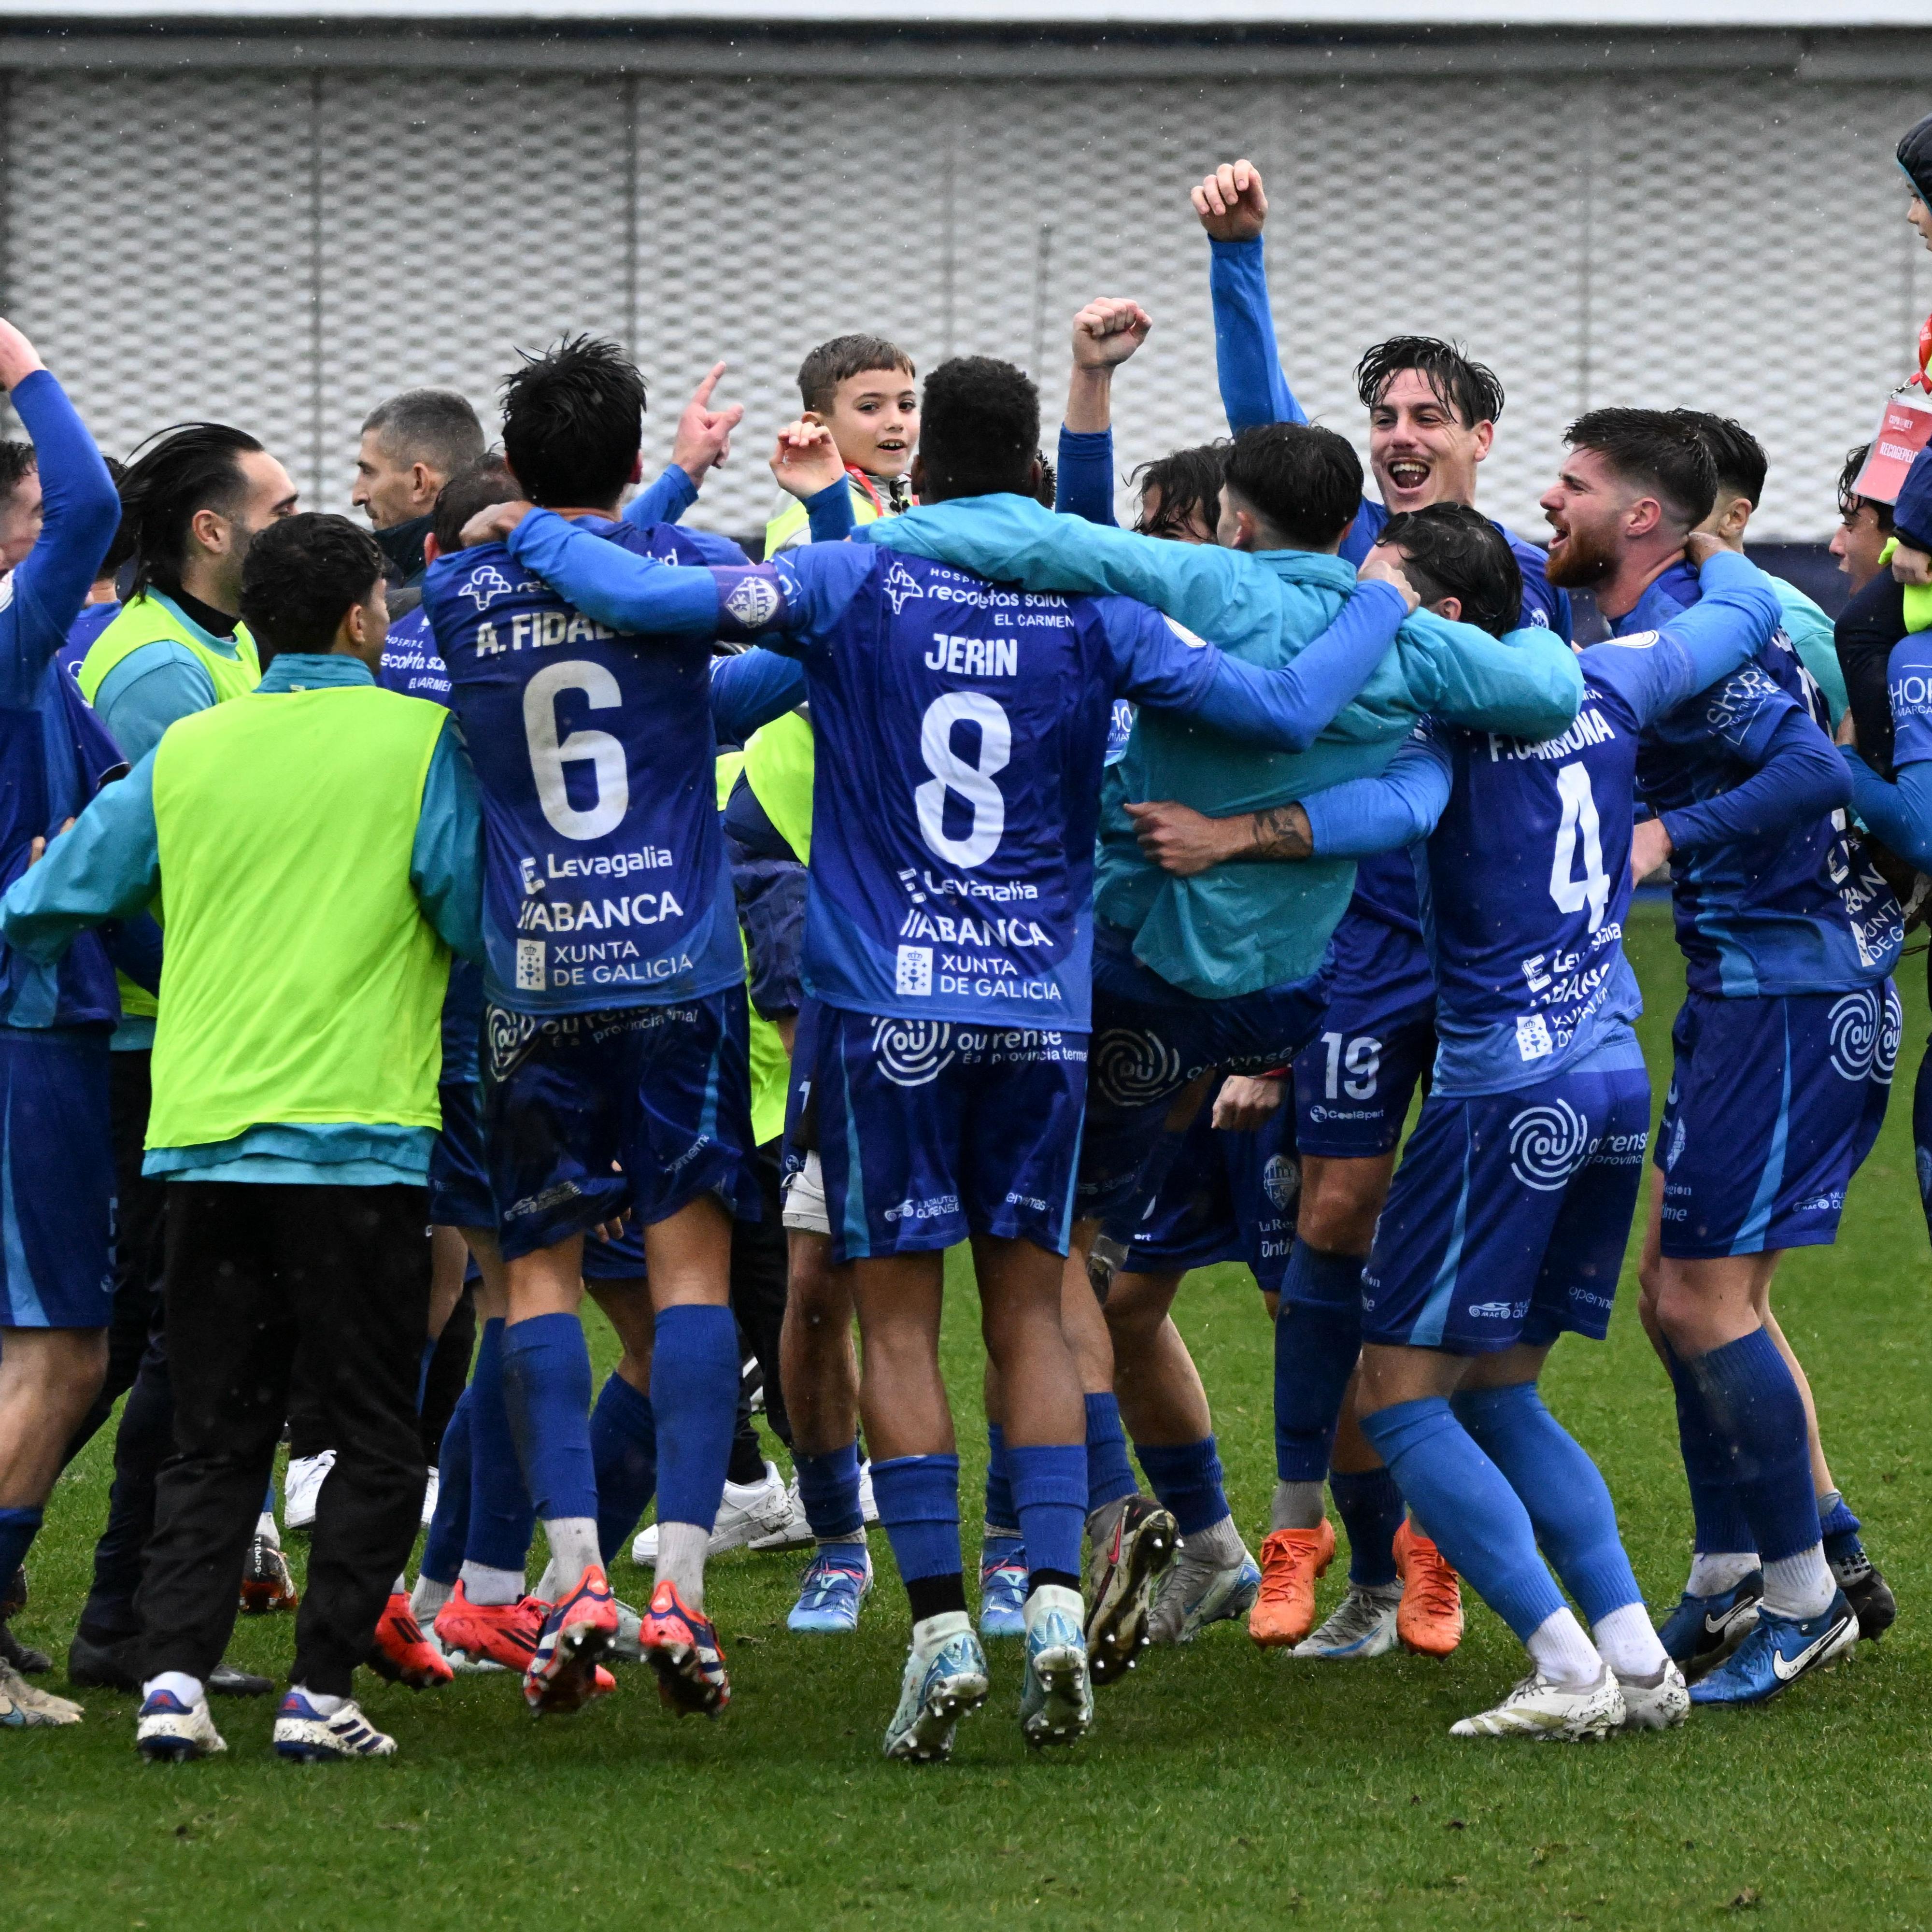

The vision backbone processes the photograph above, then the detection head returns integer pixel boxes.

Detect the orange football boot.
[1248,1519,1336,1648]
[1393,1519,1463,1658]
[369,1592,455,1687]
[432,1584,543,1674]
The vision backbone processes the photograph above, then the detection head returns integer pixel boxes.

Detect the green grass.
[8,901,1932,1931]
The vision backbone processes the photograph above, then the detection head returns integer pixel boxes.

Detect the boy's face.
[810,368,919,480]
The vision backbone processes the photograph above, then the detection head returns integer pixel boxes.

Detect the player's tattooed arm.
[1124,798,1311,877]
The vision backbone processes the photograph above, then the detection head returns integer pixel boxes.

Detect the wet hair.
[1563,408,1717,529]
[501,335,646,510]
[117,422,267,598]
[238,512,384,658]
[1132,440,1229,540]
[797,334,917,415]
[1838,443,1896,534]
[95,456,133,583]
[1221,423,1363,550]
[1355,336,1505,429]
[361,389,486,481]
[1378,504,1522,639]
[917,357,1038,501]
[1673,410,1767,509]
[431,457,520,554]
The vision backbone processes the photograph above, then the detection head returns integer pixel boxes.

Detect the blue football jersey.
[1624,568,1902,995]
[420,517,744,1016]
[1888,630,1932,768]
[1344,499,1571,639]
[379,604,451,705]
[716,546,1224,1030]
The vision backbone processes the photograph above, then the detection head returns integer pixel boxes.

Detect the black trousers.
[138,1182,430,1696]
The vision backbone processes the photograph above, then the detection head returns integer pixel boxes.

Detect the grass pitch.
[7,901,1932,1932]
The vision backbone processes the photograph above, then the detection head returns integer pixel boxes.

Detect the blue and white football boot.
[1019,1584,1094,1749]
[272,1691,397,1761]
[978,1536,1029,1640]
[1292,1582,1402,1660]
[883,1611,989,1763]
[1151,1543,1264,1647]
[134,1685,224,1760]
[787,1545,873,1634]
[1657,1571,1763,1678]
[1688,1590,1859,1706]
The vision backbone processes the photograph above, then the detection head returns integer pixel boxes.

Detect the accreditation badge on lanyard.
[1853,312,1932,506]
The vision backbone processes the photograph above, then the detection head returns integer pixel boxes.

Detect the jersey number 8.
[915,692,1010,869]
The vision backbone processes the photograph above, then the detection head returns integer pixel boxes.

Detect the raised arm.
[1578,546,1784,727]
[0,326,120,710]
[1055,298,1150,526]
[623,360,744,532]
[1192,161,1305,432]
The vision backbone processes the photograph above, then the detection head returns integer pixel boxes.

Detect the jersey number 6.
[525,659,629,841]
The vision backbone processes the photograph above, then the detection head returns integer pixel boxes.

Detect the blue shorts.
[811,1006,1086,1262]
[1120,1076,1299,1292]
[434,1074,646,1276]
[0,1028,114,1329]
[1081,920,1329,1226]
[1360,1055,1651,1354]
[1655,986,1898,1259]
[1293,991,1435,1159]
[780,995,823,1186]
[483,992,758,1263]
[1913,1036,1932,1244]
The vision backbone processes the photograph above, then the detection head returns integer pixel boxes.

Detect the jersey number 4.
[1548,760,1610,934]
[525,660,628,841]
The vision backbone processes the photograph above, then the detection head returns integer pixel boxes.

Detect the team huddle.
[2,134,1932,1766]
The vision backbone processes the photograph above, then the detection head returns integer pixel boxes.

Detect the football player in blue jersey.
[1158,509,1833,1734]
[420,338,771,1723]
[1190,157,1578,1651]
[459,352,1481,1758]
[0,314,137,1731]
[1543,408,1903,1701]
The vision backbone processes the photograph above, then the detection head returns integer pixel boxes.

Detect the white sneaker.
[744,1473,813,1552]
[630,1460,798,1565]
[273,1691,397,1761]
[3,1661,84,1731]
[1293,1583,1402,1660]
[1615,1658,1690,1731]
[284,1450,336,1532]
[420,1467,440,1529]
[134,1685,222,1757]
[1450,1665,1626,1741]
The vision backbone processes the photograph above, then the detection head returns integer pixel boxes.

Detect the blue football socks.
[984,1422,1018,1535]
[499,1311,597,1526]
[468,1317,537,1573]
[1008,1441,1087,1584]
[1453,1381,1643,1622]
[1136,1436,1231,1538]
[1664,1342,1757,1556]
[1083,1392,1139,1516]
[651,1303,739,1533]
[1273,1246,1365,1482]
[588,1370,657,1564]
[1685,1330,1821,1564]
[796,1439,865,1541]
[1358,1396,1566,1642]
[0,1505,43,1587]
[872,1453,964,1619]
[419,1389,472,1587]
[1330,1467,1403,1589]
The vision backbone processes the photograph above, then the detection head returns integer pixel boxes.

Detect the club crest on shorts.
[869,1017,955,1087]
[1092,1030,1184,1108]
[1507,1097,1590,1192]
[1262,1153,1300,1212]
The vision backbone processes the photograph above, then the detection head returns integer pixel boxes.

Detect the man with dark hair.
[469,349,1570,1760]
[0,440,42,571]
[1833,443,1896,597]
[1190,161,1572,1648]
[353,389,486,609]
[3,509,484,1764]
[1547,409,1904,1701]
[418,335,762,1726]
